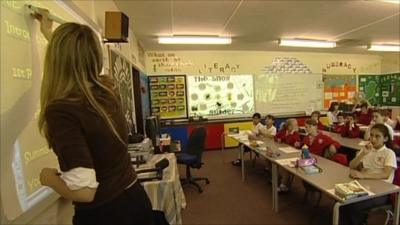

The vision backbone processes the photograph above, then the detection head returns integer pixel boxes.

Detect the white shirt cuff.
[60,167,99,190]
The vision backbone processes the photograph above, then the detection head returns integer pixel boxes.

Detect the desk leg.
[271,162,278,212]
[394,191,400,225]
[241,145,245,182]
[332,202,340,225]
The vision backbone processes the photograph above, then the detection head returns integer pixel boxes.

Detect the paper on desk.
[358,140,369,146]
[256,141,264,145]
[279,146,300,154]
[326,188,375,199]
[275,157,299,166]
[242,140,250,145]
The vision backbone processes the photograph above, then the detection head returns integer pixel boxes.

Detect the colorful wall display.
[323,75,357,108]
[187,74,254,117]
[149,75,188,119]
[380,73,400,106]
[358,73,400,106]
[358,75,382,106]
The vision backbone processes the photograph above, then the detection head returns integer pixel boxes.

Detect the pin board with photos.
[149,75,188,119]
[358,73,400,106]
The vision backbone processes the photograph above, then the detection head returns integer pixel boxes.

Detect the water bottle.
[301,145,310,159]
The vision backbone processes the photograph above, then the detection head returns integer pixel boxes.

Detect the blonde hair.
[38,23,124,145]
[286,118,299,132]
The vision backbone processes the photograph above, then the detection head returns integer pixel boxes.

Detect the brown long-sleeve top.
[45,90,136,210]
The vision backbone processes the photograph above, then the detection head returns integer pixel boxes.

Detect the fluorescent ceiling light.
[279,39,336,48]
[368,44,400,52]
[380,0,400,4]
[158,36,231,45]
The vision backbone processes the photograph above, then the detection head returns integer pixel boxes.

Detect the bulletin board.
[149,75,188,119]
[323,75,357,109]
[358,73,400,106]
[380,73,400,106]
[358,75,381,105]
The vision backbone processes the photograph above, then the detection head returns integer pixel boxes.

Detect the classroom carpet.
[179,149,387,225]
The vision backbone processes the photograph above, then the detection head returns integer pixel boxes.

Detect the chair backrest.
[186,127,207,157]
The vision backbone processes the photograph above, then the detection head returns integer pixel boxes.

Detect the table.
[136,153,186,225]
[322,130,364,150]
[228,131,400,225]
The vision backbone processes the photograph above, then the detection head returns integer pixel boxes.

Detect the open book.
[334,180,369,200]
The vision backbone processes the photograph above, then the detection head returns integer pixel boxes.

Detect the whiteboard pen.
[26,4,67,24]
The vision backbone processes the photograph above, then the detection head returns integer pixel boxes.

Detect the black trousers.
[73,181,155,225]
[339,195,389,225]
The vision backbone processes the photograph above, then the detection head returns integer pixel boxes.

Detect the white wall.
[145,50,382,76]
[381,52,400,74]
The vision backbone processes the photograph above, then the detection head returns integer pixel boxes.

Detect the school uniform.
[356,109,373,125]
[302,132,341,156]
[340,123,360,138]
[317,122,326,130]
[386,118,396,129]
[395,120,400,131]
[274,129,301,147]
[340,146,397,225]
[327,111,338,125]
[332,123,346,134]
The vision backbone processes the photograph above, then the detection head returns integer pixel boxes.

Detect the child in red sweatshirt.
[303,119,341,158]
[275,118,301,148]
[341,113,360,138]
[332,113,346,134]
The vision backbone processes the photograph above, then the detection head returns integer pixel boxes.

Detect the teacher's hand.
[40,168,59,187]
[32,8,53,41]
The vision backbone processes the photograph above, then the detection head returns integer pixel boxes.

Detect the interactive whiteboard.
[1,0,98,220]
[254,73,323,114]
[187,74,254,118]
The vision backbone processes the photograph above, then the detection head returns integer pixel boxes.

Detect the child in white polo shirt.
[340,123,397,225]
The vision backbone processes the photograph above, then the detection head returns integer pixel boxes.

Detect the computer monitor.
[339,102,354,113]
[145,116,161,152]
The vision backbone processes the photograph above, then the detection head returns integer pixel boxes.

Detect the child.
[383,109,396,129]
[259,114,277,138]
[303,119,341,158]
[340,124,397,225]
[274,118,301,148]
[353,101,373,125]
[232,113,264,166]
[364,109,394,141]
[327,102,340,125]
[310,111,326,130]
[395,115,400,131]
[341,113,360,138]
[332,113,346,134]
[274,118,301,192]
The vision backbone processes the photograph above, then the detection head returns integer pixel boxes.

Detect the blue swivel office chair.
[176,126,210,193]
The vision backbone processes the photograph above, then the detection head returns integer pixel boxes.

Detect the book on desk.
[334,180,369,200]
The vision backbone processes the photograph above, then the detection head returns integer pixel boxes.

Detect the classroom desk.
[228,132,400,225]
[322,130,365,150]
[136,153,186,225]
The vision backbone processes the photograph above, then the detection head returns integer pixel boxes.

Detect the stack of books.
[334,180,369,200]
